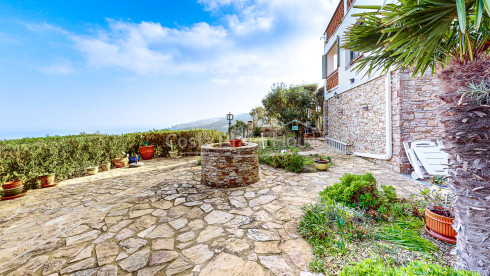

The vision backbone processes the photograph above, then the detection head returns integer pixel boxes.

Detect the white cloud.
[198,0,248,11]
[40,60,74,75]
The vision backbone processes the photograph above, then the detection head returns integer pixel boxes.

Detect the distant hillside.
[169,113,252,133]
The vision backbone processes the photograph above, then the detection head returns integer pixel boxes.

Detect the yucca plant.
[343,0,489,274]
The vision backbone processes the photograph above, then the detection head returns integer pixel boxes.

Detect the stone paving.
[0,139,428,276]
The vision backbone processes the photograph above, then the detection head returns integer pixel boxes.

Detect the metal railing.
[325,137,351,154]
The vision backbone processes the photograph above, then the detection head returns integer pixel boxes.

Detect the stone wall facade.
[201,142,259,187]
[324,70,444,173]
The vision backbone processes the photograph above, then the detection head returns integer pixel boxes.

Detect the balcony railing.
[325,0,345,41]
[326,70,339,90]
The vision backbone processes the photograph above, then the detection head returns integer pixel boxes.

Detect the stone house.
[322,0,443,174]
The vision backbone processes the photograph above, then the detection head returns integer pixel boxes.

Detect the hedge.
[0,129,226,190]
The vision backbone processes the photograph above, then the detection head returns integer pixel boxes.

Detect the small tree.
[249,106,267,127]
[262,83,317,145]
[230,120,248,138]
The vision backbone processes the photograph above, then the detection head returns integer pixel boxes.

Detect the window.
[322,38,340,79]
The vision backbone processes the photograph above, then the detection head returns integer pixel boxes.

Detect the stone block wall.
[324,70,444,173]
[201,142,259,187]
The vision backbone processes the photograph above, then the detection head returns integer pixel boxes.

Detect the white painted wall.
[323,0,390,100]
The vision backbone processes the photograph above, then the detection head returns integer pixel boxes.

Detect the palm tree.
[342,0,489,274]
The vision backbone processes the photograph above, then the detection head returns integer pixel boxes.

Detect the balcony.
[324,0,345,41]
[327,70,339,91]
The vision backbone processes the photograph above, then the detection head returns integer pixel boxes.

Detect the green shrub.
[0,129,224,189]
[259,152,307,173]
[340,259,479,276]
[319,173,421,220]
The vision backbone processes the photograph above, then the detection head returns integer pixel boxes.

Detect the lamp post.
[226,112,234,140]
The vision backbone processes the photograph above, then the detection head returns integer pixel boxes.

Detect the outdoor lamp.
[227,112,234,140]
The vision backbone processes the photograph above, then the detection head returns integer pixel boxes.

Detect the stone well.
[201,142,259,187]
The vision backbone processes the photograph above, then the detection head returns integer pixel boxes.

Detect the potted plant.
[313,155,332,171]
[422,177,456,244]
[87,167,99,175]
[114,156,129,168]
[39,173,55,187]
[139,141,155,160]
[169,141,178,158]
[229,138,243,148]
[2,173,26,200]
[100,160,111,171]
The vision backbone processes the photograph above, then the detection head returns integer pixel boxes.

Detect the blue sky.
[0,0,336,139]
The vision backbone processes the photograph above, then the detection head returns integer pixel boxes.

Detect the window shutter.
[337,36,340,68]
[322,54,326,79]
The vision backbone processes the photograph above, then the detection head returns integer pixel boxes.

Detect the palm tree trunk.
[439,60,490,276]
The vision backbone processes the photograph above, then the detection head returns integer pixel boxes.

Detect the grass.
[376,220,438,253]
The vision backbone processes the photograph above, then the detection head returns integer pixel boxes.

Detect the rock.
[165,257,193,276]
[168,218,188,230]
[174,197,186,205]
[93,232,116,244]
[247,229,281,241]
[204,211,234,224]
[107,209,128,217]
[254,241,281,254]
[71,244,94,263]
[279,239,313,270]
[128,215,157,232]
[97,265,118,276]
[43,258,66,275]
[167,206,190,218]
[129,209,154,219]
[66,230,101,246]
[72,268,98,276]
[199,253,265,276]
[137,225,156,238]
[108,219,132,233]
[149,251,179,266]
[60,257,96,274]
[229,196,247,208]
[115,228,135,241]
[177,231,195,243]
[188,219,205,230]
[197,226,224,243]
[119,249,150,272]
[95,240,119,265]
[258,255,294,276]
[151,238,174,250]
[186,207,204,219]
[52,244,85,258]
[116,251,128,261]
[276,208,291,221]
[249,195,276,207]
[223,238,250,253]
[137,265,166,276]
[182,244,214,264]
[200,204,213,213]
[299,272,324,276]
[14,255,48,275]
[147,224,175,239]
[244,191,255,198]
[152,200,173,210]
[119,238,147,253]
[60,225,90,238]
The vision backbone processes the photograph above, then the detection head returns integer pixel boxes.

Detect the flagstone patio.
[0,139,427,276]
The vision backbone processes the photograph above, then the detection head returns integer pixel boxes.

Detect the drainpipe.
[353,72,392,160]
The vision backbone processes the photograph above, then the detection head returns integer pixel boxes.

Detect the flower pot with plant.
[313,155,332,171]
[229,139,243,147]
[39,173,55,187]
[139,140,155,160]
[169,140,178,158]
[100,161,111,171]
[422,177,456,244]
[87,167,98,175]
[114,157,129,168]
[2,173,26,200]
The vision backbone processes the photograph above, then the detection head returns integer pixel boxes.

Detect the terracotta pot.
[169,151,178,158]
[2,180,22,190]
[87,167,98,175]
[2,185,24,197]
[39,174,55,186]
[314,159,330,171]
[229,139,243,147]
[114,157,129,168]
[139,145,155,160]
[425,206,456,244]
[100,162,111,171]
